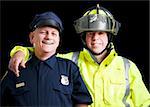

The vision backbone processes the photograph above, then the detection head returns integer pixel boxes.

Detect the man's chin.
[92,50,103,54]
[90,49,105,55]
[41,48,53,53]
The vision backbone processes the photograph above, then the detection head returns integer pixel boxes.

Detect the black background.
[1,1,149,90]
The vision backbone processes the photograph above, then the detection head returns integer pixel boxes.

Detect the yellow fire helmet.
[74,4,121,35]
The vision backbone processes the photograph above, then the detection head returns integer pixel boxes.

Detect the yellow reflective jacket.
[10,46,150,107]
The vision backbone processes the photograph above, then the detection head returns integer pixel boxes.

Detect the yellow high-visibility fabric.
[58,48,150,107]
[10,46,150,107]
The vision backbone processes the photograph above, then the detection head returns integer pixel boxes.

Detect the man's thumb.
[20,60,26,68]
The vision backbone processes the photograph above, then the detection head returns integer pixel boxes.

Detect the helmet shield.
[74,5,121,35]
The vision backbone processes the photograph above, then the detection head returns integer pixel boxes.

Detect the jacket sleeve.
[10,46,33,62]
[129,61,150,107]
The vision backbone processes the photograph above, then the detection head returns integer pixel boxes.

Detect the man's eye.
[52,32,57,36]
[87,32,93,36]
[98,32,103,35]
[40,31,46,34]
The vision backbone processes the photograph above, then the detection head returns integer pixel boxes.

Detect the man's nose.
[45,33,52,40]
[92,33,99,40]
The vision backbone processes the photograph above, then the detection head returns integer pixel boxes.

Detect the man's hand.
[8,51,26,77]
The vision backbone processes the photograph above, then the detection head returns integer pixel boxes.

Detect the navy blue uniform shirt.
[1,55,92,107]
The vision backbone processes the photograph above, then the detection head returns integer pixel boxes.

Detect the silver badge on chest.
[61,75,69,85]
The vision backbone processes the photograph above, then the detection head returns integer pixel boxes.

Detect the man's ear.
[29,32,34,44]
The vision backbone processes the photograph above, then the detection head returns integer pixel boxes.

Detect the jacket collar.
[81,45,118,67]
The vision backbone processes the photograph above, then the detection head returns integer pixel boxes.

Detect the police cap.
[29,11,63,33]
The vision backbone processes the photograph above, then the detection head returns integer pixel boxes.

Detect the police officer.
[8,4,150,107]
[1,11,92,107]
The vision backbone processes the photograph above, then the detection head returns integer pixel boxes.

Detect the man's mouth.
[42,41,54,45]
[92,42,102,46]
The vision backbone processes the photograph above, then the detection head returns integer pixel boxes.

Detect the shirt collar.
[45,55,57,69]
[29,54,57,69]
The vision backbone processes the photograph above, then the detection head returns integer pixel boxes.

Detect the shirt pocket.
[11,86,31,105]
[52,83,72,95]
[12,86,30,96]
[51,83,72,106]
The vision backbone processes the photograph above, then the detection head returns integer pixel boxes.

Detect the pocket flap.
[53,83,72,95]
[110,77,125,85]
[12,86,30,95]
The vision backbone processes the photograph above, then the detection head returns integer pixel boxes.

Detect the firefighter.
[8,4,150,107]
[1,11,92,107]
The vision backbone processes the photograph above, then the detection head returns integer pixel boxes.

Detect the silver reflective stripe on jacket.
[72,52,131,106]
[72,51,80,64]
[122,57,130,107]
